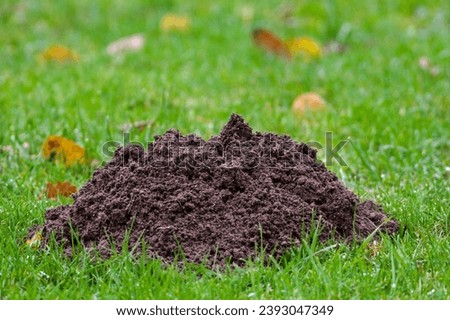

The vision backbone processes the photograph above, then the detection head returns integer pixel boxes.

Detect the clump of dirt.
[39,114,398,267]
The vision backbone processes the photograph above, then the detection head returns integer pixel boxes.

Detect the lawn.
[0,0,448,299]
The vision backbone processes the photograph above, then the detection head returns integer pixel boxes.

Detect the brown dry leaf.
[42,135,85,166]
[160,14,191,32]
[292,92,326,115]
[40,45,79,62]
[285,37,322,58]
[106,33,145,55]
[252,28,291,60]
[26,231,42,248]
[46,181,77,199]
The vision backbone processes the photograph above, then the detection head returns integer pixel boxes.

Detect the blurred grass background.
[0,0,448,299]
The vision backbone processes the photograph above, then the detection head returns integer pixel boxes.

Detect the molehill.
[39,114,398,267]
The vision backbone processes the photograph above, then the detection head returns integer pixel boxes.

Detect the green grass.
[0,0,449,299]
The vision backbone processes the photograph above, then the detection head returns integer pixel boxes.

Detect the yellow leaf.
[285,37,322,58]
[26,231,42,248]
[160,14,191,32]
[40,45,79,62]
[46,181,77,199]
[42,135,85,166]
[292,92,326,115]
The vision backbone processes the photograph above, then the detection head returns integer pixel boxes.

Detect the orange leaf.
[40,45,79,62]
[42,135,85,166]
[252,28,291,60]
[45,181,77,199]
[160,14,191,32]
[292,92,326,115]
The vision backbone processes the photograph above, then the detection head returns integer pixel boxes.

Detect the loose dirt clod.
[38,114,398,267]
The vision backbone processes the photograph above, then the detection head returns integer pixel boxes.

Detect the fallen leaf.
[160,14,191,32]
[292,92,326,115]
[26,231,42,248]
[106,33,145,55]
[40,45,79,62]
[252,28,291,60]
[42,135,85,166]
[45,181,77,199]
[285,37,322,58]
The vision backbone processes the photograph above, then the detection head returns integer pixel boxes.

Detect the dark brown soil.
[39,114,398,267]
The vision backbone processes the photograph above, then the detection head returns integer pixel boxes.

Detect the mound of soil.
[40,114,398,267]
